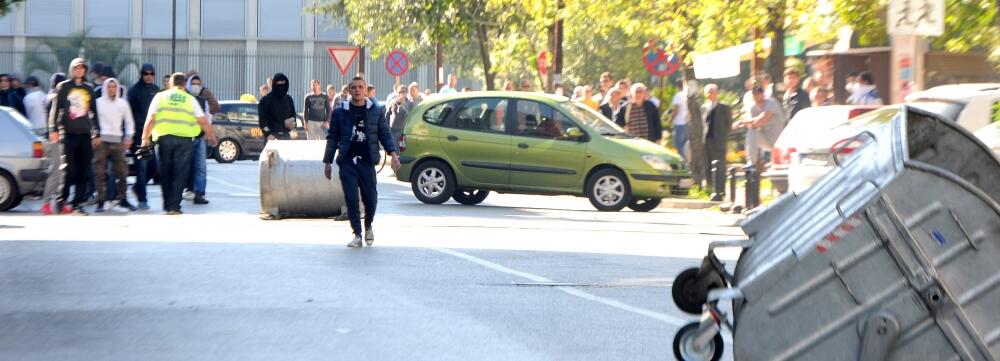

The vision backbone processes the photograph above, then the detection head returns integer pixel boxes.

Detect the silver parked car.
[0,106,47,211]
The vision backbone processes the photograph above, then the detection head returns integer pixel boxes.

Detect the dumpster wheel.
[673,322,724,361]
[672,268,722,314]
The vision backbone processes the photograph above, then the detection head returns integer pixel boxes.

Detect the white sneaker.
[183,191,195,200]
[364,229,374,247]
[347,235,363,248]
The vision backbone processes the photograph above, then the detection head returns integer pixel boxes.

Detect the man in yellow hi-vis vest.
[139,73,217,215]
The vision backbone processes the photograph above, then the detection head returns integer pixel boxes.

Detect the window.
[315,16,349,41]
[202,0,244,38]
[0,13,13,35]
[259,0,302,39]
[452,98,507,133]
[238,105,259,125]
[86,0,130,37]
[423,101,457,125]
[143,0,188,38]
[27,0,72,35]
[514,101,578,140]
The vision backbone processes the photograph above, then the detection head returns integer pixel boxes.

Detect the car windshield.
[560,102,627,136]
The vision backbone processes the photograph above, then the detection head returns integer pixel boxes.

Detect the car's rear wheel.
[214,139,241,163]
[452,189,489,205]
[585,168,631,212]
[411,160,456,204]
[628,197,661,212]
[0,171,19,212]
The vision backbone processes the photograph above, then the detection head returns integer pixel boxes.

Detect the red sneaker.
[40,203,54,215]
[60,205,73,214]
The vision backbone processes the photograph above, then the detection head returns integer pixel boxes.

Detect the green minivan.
[394,92,692,211]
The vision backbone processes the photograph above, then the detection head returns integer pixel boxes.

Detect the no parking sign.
[385,50,410,77]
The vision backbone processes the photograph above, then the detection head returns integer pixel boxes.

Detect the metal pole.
[435,43,443,91]
[171,0,176,74]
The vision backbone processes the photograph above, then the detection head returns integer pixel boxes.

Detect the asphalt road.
[0,160,745,361]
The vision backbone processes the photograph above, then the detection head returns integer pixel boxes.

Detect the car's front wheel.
[214,139,241,163]
[411,160,456,204]
[0,171,20,212]
[585,168,631,212]
[627,198,661,212]
[452,189,489,205]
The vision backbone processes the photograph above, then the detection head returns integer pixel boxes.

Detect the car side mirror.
[565,127,584,139]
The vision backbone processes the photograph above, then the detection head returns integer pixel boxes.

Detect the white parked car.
[765,105,879,194]
[904,83,1000,132]
[0,106,47,211]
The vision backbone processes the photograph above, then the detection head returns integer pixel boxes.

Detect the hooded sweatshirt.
[128,64,159,145]
[44,73,67,122]
[49,58,100,137]
[185,73,220,115]
[96,78,134,143]
[257,73,296,138]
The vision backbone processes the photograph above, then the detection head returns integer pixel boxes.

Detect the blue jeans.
[674,124,688,161]
[339,160,378,235]
[188,136,207,195]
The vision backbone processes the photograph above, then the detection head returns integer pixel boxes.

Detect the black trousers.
[157,135,194,212]
[338,160,377,235]
[705,141,727,193]
[58,133,93,207]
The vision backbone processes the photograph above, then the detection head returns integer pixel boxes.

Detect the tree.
[22,31,136,86]
[0,0,23,17]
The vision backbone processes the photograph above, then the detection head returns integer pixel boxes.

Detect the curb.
[658,198,721,210]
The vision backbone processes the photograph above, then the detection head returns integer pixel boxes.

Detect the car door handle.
[447,135,459,142]
[517,143,529,149]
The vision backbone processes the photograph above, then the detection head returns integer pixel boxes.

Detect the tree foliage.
[22,30,136,85]
[0,0,23,17]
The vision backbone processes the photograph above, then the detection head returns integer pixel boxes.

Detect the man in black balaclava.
[258,73,296,141]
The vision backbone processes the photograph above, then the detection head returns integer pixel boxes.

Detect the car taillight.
[771,147,796,165]
[32,141,43,158]
[399,134,406,153]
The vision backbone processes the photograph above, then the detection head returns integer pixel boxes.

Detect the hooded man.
[49,58,100,215]
[258,73,296,141]
[184,71,219,205]
[127,64,160,210]
[93,78,137,212]
[0,73,26,116]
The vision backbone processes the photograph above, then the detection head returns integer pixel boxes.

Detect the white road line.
[433,247,686,326]
[208,175,258,193]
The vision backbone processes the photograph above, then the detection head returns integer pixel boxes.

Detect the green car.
[394,92,691,211]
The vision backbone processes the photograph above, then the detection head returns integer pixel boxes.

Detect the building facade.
[0,0,437,108]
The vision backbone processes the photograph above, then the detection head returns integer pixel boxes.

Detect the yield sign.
[327,47,359,76]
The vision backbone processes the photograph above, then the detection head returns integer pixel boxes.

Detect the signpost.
[327,47,359,76]
[385,49,410,88]
[887,0,943,102]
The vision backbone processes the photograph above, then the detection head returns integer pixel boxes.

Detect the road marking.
[433,247,686,326]
[208,175,258,193]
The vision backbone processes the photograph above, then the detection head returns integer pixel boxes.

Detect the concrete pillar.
[129,0,143,51]
[13,2,26,70]
[188,0,202,73]
[245,0,258,92]
[72,0,84,33]
[303,9,315,91]
[890,34,928,103]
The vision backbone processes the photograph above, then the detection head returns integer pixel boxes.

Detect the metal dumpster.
[259,140,345,219]
[670,106,1000,361]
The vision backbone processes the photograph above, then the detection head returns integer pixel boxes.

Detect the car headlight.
[641,154,673,171]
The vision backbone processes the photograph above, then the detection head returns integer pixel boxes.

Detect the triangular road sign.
[327,47,359,76]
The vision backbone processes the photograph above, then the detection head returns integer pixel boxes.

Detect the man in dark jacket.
[0,73,26,116]
[615,83,662,143]
[702,84,731,200]
[782,68,810,119]
[127,63,160,210]
[258,73,296,141]
[49,58,100,215]
[323,76,400,248]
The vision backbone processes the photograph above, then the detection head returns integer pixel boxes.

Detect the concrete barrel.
[259,140,345,218]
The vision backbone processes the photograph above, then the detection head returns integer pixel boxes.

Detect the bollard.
[744,164,760,210]
[710,160,724,202]
[728,167,738,204]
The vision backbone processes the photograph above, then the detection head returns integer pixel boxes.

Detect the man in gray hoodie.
[93,78,137,212]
